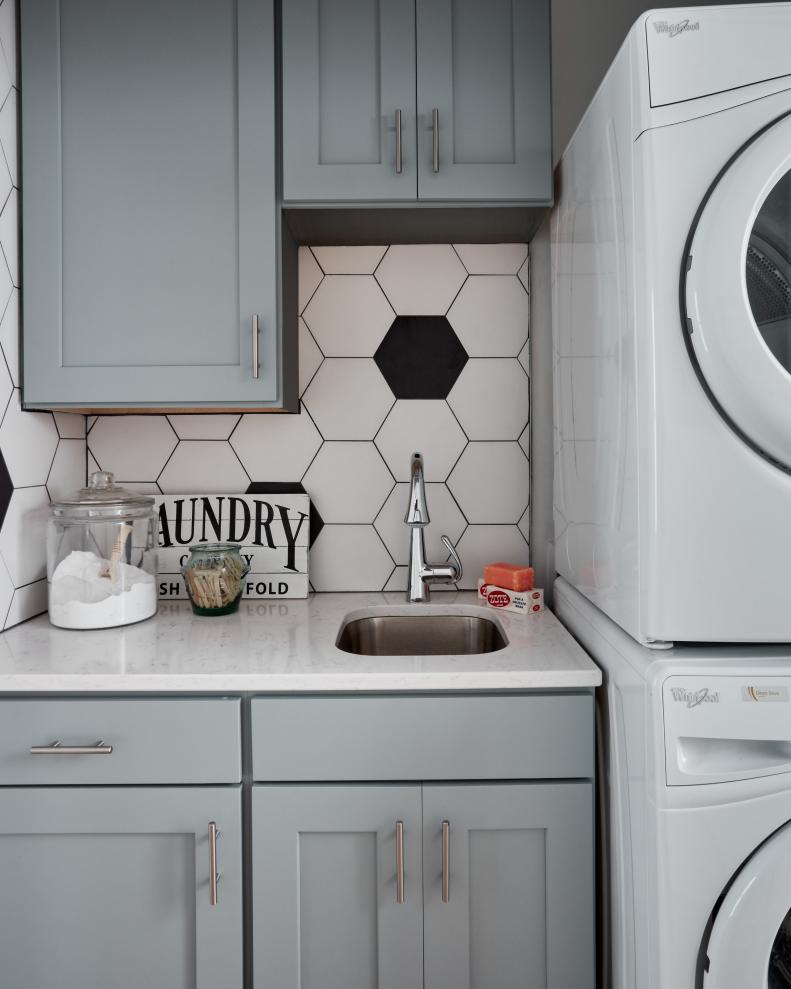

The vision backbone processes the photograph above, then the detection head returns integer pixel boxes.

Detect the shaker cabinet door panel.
[423,782,594,989]
[21,0,280,407]
[0,786,243,989]
[281,0,417,201]
[252,784,423,989]
[415,0,551,202]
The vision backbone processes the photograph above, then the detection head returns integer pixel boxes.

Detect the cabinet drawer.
[251,694,593,781]
[0,699,241,784]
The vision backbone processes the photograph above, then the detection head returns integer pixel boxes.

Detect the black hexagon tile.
[0,449,11,531]
[246,482,324,546]
[374,316,468,399]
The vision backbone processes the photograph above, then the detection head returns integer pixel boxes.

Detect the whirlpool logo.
[653,18,700,37]
[670,687,719,708]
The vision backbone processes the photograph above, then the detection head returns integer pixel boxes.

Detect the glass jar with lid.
[47,471,158,629]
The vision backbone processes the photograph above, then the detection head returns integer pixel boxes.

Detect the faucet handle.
[441,535,463,582]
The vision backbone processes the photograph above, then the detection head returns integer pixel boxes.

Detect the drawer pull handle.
[30,740,113,756]
[209,821,221,907]
[441,820,450,903]
[395,820,405,904]
[395,108,403,174]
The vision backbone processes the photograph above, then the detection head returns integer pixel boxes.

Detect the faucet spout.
[404,452,430,526]
[403,453,462,602]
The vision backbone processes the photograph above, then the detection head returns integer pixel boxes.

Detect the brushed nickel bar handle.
[252,313,260,380]
[30,740,113,755]
[395,109,403,174]
[209,822,220,907]
[432,108,439,172]
[441,820,450,903]
[395,820,405,904]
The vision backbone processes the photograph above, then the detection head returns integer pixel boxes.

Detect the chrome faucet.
[404,453,462,602]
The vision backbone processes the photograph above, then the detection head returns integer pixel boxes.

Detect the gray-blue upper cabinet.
[281,0,418,201]
[281,0,551,204]
[416,0,551,202]
[21,0,286,410]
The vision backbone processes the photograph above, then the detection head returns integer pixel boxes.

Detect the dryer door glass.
[704,819,791,989]
[746,170,791,373]
[771,911,791,988]
[684,114,791,469]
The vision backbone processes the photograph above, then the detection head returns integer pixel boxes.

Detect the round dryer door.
[705,821,791,988]
[684,112,791,469]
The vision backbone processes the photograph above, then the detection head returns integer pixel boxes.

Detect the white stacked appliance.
[552,5,791,987]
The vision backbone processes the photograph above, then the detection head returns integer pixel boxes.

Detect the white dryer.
[555,576,791,989]
[552,3,791,644]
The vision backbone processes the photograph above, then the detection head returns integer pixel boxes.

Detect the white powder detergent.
[49,550,157,629]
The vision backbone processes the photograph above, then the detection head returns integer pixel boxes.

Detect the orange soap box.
[482,563,534,592]
[478,579,544,615]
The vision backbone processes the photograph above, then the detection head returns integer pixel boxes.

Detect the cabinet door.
[423,782,594,989]
[22,0,281,407]
[0,786,243,989]
[415,0,551,202]
[281,0,417,201]
[253,784,423,989]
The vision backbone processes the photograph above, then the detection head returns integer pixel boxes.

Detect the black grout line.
[443,271,468,317]
[307,246,325,276]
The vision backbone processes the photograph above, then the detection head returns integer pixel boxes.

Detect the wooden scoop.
[101,523,132,583]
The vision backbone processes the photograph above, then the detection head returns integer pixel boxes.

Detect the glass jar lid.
[50,471,156,521]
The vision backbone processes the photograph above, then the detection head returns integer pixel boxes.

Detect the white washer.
[552,3,791,645]
[555,576,791,989]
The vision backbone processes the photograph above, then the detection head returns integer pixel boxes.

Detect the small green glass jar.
[181,543,249,616]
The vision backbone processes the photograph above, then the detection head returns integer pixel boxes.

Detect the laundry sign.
[153,493,310,599]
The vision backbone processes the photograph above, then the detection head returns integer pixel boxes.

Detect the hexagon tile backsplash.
[86,243,531,593]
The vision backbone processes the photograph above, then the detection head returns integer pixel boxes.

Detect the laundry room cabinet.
[281,0,552,203]
[21,0,289,410]
[250,693,595,989]
[0,697,244,989]
[0,787,243,989]
[253,781,591,989]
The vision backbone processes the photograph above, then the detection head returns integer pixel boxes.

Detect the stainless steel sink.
[336,613,508,656]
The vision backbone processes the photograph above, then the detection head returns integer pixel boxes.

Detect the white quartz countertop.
[0,592,601,693]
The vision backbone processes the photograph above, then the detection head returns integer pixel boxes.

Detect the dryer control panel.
[663,675,791,785]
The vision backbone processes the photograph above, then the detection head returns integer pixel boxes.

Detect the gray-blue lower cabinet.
[423,782,594,989]
[252,784,424,989]
[252,781,593,989]
[21,0,283,409]
[0,786,243,989]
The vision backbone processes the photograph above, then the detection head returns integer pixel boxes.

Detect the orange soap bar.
[483,563,534,592]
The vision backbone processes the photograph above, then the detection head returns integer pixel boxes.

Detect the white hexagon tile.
[375,400,467,482]
[304,359,394,440]
[230,411,322,481]
[89,415,178,483]
[303,443,394,523]
[447,275,530,356]
[447,359,529,440]
[303,275,395,356]
[376,245,467,315]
